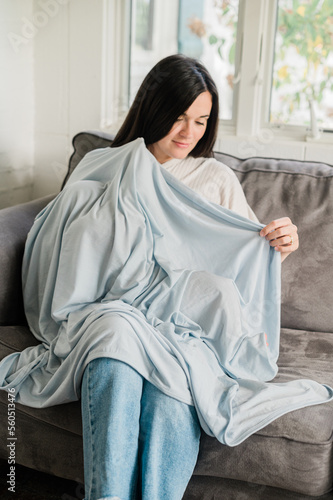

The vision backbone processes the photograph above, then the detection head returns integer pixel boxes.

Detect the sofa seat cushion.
[193,328,333,496]
[0,325,84,480]
[0,325,83,437]
[184,475,333,500]
[0,325,40,353]
[1,325,332,494]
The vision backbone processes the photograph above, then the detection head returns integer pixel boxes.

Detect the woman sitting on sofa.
[1,54,308,500]
[78,54,299,499]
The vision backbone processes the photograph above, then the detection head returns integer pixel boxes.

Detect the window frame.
[101,0,132,130]
[105,0,333,147]
[260,0,333,143]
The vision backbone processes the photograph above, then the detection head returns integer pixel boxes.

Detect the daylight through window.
[270,0,333,131]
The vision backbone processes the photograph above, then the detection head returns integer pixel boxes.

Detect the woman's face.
[148,91,212,164]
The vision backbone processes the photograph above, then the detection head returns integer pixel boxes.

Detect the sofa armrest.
[0,195,55,325]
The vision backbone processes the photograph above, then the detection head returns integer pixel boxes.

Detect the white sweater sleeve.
[210,160,260,223]
[164,157,259,223]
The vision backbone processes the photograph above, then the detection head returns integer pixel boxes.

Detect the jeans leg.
[139,380,201,500]
[81,357,143,500]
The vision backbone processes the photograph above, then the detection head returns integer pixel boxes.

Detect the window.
[129,0,241,123]
[270,0,333,132]
[123,0,333,141]
[129,0,179,103]
[182,0,240,121]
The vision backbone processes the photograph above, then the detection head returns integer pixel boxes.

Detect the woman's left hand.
[259,217,299,262]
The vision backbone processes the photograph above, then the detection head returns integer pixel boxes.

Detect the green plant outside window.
[270,0,333,130]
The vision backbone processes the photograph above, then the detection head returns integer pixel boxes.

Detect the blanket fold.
[0,138,332,446]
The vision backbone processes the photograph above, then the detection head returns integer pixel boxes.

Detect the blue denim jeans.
[81,357,201,500]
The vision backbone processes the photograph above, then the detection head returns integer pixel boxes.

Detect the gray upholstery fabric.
[1,324,332,494]
[183,475,333,500]
[0,195,55,326]
[214,153,333,334]
[1,130,333,497]
[0,325,84,481]
[0,391,84,482]
[62,131,114,187]
[195,330,333,496]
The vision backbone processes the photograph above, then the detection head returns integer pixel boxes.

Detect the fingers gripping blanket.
[0,138,332,446]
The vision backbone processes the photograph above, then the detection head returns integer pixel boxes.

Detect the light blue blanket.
[0,138,332,446]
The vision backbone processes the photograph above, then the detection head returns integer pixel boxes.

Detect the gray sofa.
[1,131,333,499]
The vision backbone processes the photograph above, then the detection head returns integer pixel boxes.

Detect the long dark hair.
[112,54,219,157]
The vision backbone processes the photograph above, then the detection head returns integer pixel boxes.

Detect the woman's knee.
[141,381,201,439]
[82,357,143,400]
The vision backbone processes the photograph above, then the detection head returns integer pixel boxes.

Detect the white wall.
[33,0,105,199]
[0,0,34,208]
[215,132,333,164]
[1,0,125,206]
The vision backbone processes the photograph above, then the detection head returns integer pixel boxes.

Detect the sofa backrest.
[62,131,114,187]
[214,152,333,334]
[67,132,333,333]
